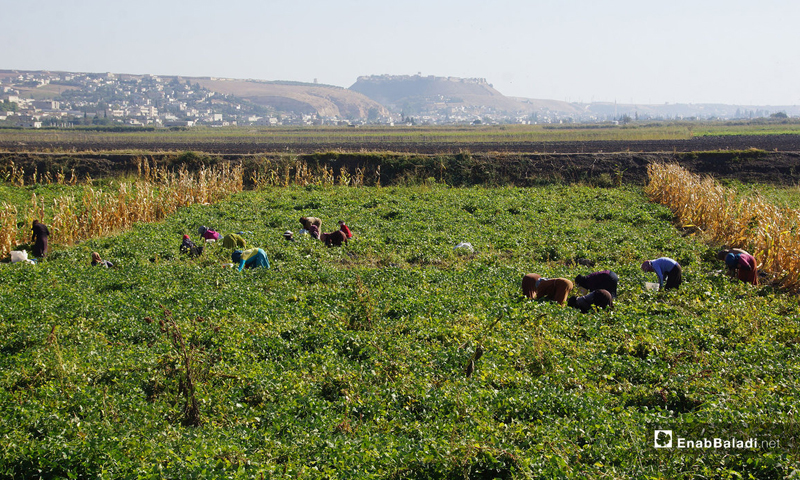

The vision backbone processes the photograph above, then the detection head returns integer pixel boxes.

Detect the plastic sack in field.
[644,282,660,291]
[10,250,28,263]
[454,242,475,253]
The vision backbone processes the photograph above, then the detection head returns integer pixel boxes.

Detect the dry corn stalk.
[338,166,352,186]
[352,168,364,187]
[300,165,312,186]
[646,163,800,290]
[2,161,25,187]
[320,165,335,186]
[2,163,244,257]
[0,203,19,259]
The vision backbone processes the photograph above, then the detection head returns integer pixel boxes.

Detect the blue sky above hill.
[3,0,799,106]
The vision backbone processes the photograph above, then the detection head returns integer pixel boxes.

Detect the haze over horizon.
[3,0,799,107]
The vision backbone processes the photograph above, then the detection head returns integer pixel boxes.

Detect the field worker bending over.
[574,270,619,298]
[338,220,353,239]
[180,234,203,257]
[568,289,614,313]
[717,248,749,259]
[91,252,114,268]
[198,226,221,241]
[725,252,759,285]
[31,220,50,258]
[300,216,322,231]
[641,257,682,290]
[324,229,348,247]
[232,248,270,272]
[521,273,573,305]
[222,233,246,249]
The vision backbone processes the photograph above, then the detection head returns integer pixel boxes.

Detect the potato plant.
[0,184,798,479]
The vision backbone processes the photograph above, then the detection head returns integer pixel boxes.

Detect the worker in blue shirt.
[231,248,270,272]
[641,257,682,290]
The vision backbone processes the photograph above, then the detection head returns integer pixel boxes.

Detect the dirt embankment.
[3,133,800,155]
[2,138,800,186]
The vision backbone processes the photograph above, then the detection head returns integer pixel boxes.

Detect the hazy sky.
[4,0,799,106]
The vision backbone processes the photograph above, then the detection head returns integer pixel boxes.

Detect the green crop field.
[3,120,800,151]
[721,180,800,210]
[1,123,693,146]
[1,184,798,479]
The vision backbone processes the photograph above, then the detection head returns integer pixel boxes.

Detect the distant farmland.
[3,122,800,155]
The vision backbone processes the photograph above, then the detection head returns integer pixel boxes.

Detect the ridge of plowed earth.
[3,134,800,155]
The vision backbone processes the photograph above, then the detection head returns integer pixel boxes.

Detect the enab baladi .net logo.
[651,424,792,452]
[654,430,673,448]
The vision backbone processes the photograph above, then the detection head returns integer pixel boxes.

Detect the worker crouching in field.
[180,235,203,257]
[574,270,619,298]
[522,273,573,305]
[338,220,353,239]
[222,233,246,249]
[724,251,759,285]
[198,226,221,241]
[568,289,614,313]
[324,229,348,247]
[300,216,322,231]
[91,252,114,268]
[641,257,682,290]
[232,248,270,272]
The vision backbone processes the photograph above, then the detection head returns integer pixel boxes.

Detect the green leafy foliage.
[1,185,798,479]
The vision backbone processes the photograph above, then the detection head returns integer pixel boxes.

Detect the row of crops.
[3,120,800,153]
[1,182,798,478]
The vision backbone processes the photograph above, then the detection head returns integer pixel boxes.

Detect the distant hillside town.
[1,70,798,128]
[0,71,318,128]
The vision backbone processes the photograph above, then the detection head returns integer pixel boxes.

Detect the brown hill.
[349,74,581,115]
[193,78,389,119]
[349,75,503,104]
[508,97,584,115]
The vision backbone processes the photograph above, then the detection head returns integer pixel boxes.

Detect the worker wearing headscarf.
[232,248,270,272]
[91,251,114,268]
[641,257,682,290]
[725,252,758,285]
[180,234,202,257]
[338,220,353,239]
[31,220,50,258]
[568,289,614,313]
[521,273,573,305]
[222,233,246,249]
[198,226,221,241]
[575,270,619,298]
[300,216,322,231]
